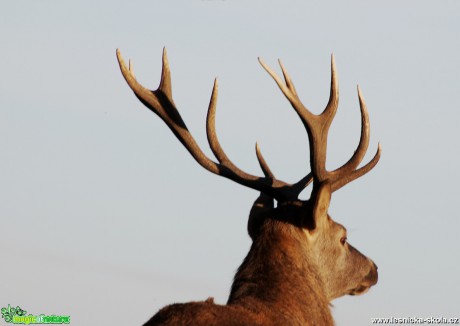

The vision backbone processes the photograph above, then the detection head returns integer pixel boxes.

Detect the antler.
[258,55,381,192]
[116,48,298,202]
[116,48,380,202]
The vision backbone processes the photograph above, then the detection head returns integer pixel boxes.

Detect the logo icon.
[1,304,70,324]
[1,305,27,323]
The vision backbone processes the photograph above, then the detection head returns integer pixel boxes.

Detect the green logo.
[1,305,70,325]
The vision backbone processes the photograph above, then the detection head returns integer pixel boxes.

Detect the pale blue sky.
[1,1,459,325]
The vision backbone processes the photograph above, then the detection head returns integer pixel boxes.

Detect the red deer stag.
[116,48,381,326]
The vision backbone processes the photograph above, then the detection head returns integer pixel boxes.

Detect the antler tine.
[206,78,256,176]
[206,78,229,164]
[255,143,275,179]
[278,59,298,97]
[326,85,382,192]
[329,86,370,181]
[321,54,339,124]
[159,47,173,99]
[255,142,315,196]
[331,143,381,192]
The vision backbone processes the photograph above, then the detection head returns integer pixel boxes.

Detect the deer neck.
[227,219,333,324]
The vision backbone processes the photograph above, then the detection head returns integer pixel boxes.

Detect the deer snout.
[349,259,378,296]
[361,259,378,288]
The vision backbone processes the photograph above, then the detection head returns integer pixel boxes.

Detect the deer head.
[116,48,381,325]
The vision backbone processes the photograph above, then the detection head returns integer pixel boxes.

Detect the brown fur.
[144,192,377,326]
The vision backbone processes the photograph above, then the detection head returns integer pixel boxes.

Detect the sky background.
[1,1,459,325]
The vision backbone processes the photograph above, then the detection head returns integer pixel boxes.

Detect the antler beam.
[116,48,298,202]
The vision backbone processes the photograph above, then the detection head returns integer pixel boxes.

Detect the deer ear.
[312,182,332,224]
[248,193,274,239]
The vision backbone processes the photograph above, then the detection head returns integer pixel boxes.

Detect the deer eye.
[340,236,347,245]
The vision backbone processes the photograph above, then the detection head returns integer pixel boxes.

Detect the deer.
[116,48,381,326]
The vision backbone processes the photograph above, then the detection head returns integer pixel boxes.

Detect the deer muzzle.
[349,261,378,296]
